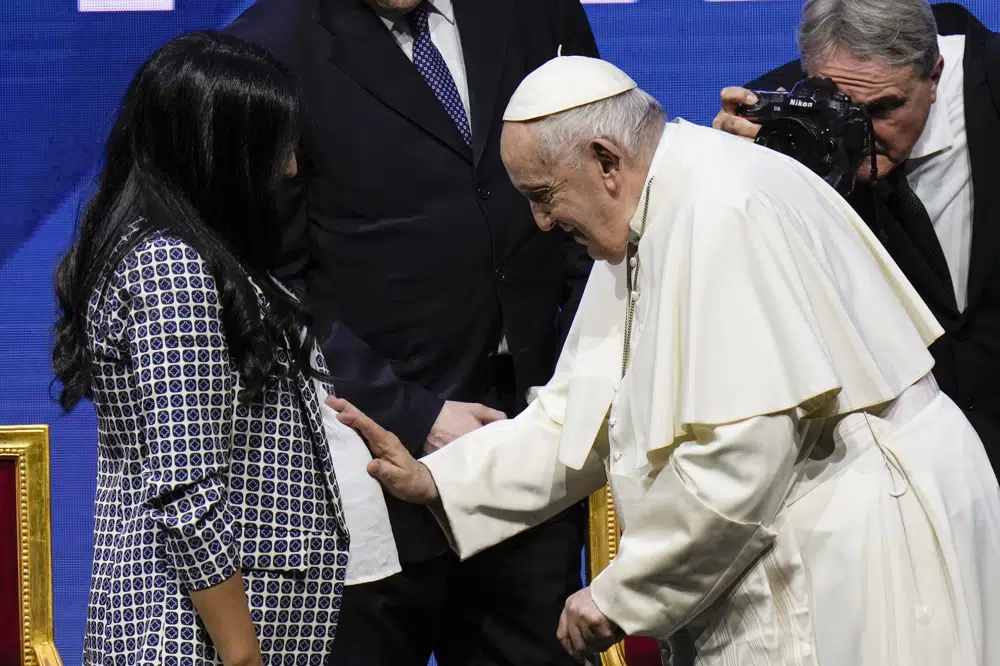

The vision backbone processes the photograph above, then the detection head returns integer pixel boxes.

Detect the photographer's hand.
[712,87,765,139]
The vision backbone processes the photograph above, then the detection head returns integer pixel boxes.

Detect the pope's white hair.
[530,88,665,167]
[798,0,940,78]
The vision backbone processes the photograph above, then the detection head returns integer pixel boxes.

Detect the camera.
[738,77,873,195]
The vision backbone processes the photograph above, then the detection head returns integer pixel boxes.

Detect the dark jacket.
[227,0,597,559]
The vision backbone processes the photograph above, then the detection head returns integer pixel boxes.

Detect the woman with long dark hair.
[54,31,349,666]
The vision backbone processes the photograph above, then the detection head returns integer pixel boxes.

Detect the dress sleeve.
[589,411,803,638]
[115,238,241,591]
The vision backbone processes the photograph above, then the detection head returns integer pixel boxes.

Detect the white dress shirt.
[905,35,973,311]
[314,381,401,585]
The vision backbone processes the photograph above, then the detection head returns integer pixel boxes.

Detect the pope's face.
[501,122,633,263]
[808,51,942,181]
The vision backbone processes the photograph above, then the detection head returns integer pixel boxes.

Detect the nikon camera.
[737,77,873,196]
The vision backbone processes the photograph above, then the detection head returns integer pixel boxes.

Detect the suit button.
[965,397,977,411]
[495,267,507,281]
[477,185,491,200]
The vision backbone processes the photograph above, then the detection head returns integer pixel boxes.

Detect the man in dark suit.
[227,1,597,664]
[712,0,1000,469]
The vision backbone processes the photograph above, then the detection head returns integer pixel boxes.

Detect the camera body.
[738,77,872,195]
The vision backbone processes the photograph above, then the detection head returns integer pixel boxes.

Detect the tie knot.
[405,3,430,35]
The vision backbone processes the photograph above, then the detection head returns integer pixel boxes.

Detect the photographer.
[713,0,1000,470]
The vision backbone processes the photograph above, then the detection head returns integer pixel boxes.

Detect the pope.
[330,56,1000,665]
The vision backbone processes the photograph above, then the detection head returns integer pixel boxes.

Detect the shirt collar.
[908,36,959,161]
[427,0,455,24]
[628,119,677,241]
[381,0,456,32]
[908,87,954,161]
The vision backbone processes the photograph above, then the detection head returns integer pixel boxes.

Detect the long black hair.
[54,30,323,411]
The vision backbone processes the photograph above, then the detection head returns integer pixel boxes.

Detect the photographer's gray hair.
[798,0,942,78]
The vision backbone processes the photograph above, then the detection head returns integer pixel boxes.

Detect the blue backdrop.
[1,1,998,664]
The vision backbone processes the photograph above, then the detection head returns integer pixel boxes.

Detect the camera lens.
[755,118,826,174]
[760,130,803,155]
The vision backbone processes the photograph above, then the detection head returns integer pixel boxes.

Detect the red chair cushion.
[623,636,663,666]
[0,459,21,665]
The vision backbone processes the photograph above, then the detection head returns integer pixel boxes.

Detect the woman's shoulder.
[120,232,206,271]
[101,230,222,314]
[111,232,212,286]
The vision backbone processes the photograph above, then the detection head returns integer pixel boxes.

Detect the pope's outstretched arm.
[332,395,608,559]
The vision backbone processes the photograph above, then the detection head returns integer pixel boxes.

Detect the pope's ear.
[591,139,622,176]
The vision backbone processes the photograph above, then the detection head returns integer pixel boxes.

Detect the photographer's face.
[810,51,943,181]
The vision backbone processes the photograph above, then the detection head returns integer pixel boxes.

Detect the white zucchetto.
[503,55,638,122]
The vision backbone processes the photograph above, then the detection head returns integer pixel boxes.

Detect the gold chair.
[587,485,662,666]
[0,426,63,666]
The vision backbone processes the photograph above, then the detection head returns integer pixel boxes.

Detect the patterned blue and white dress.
[81,235,350,665]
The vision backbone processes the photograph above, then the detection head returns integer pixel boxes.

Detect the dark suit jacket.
[747,3,1000,466]
[228,0,597,560]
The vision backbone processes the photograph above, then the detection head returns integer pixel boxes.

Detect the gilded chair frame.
[0,425,62,666]
[587,484,628,666]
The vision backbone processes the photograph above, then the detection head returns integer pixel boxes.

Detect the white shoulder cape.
[551,121,944,470]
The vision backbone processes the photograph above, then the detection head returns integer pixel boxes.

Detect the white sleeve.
[589,411,801,637]
[421,398,608,560]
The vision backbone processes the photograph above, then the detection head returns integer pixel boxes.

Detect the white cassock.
[421,119,1000,665]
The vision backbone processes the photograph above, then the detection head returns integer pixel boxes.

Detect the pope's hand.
[557,586,624,662]
[328,397,440,505]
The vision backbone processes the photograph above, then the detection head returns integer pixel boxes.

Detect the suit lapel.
[452,0,511,167]
[963,18,1000,314]
[320,0,472,162]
